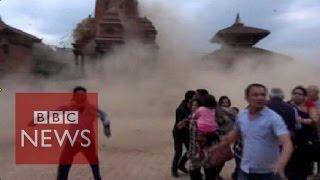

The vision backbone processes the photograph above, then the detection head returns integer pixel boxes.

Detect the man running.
[267,88,296,135]
[56,86,111,180]
[220,84,293,180]
[171,90,195,177]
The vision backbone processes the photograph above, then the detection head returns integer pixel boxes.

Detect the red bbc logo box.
[15,93,98,164]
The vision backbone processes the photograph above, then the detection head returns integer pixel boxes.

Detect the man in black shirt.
[267,88,296,135]
[171,90,196,178]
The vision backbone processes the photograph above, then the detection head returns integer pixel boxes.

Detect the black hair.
[218,96,231,107]
[245,83,268,96]
[292,86,307,96]
[73,86,87,93]
[185,90,196,101]
[200,94,217,109]
[196,89,209,96]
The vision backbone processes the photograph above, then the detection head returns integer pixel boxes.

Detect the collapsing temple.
[72,0,158,73]
[204,14,292,67]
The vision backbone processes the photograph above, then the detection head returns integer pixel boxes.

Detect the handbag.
[208,144,234,166]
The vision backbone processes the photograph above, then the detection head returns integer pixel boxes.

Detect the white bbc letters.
[64,111,78,124]
[34,111,79,124]
[34,111,48,124]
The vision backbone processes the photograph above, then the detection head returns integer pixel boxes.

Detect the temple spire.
[211,14,270,47]
[235,13,241,24]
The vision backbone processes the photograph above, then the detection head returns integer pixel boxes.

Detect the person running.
[306,85,320,178]
[286,86,319,180]
[218,96,232,108]
[306,85,320,142]
[186,98,201,177]
[217,96,237,136]
[219,83,293,180]
[56,86,111,180]
[267,88,296,136]
[230,107,241,180]
[194,95,219,135]
[172,90,196,177]
[216,96,237,179]
[306,85,320,109]
[189,94,220,180]
[194,89,209,99]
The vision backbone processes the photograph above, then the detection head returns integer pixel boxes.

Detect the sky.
[0,0,320,64]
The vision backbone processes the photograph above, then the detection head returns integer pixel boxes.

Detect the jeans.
[56,142,101,180]
[57,164,102,180]
[172,129,190,172]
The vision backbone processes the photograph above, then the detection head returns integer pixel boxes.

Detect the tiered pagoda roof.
[211,14,270,47]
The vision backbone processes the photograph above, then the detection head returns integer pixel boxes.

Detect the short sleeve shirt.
[235,107,289,174]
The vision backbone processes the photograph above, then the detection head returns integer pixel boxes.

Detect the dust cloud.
[0,0,320,180]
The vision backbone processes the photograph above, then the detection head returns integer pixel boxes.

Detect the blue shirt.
[316,99,320,108]
[235,107,289,174]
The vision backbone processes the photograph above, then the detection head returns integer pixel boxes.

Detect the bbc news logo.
[16,93,98,164]
[33,111,79,124]
[21,111,91,148]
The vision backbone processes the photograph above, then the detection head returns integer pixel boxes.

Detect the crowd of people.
[172,84,320,180]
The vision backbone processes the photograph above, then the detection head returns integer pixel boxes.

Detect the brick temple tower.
[73,0,158,62]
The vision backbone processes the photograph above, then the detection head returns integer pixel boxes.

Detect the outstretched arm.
[98,109,111,138]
